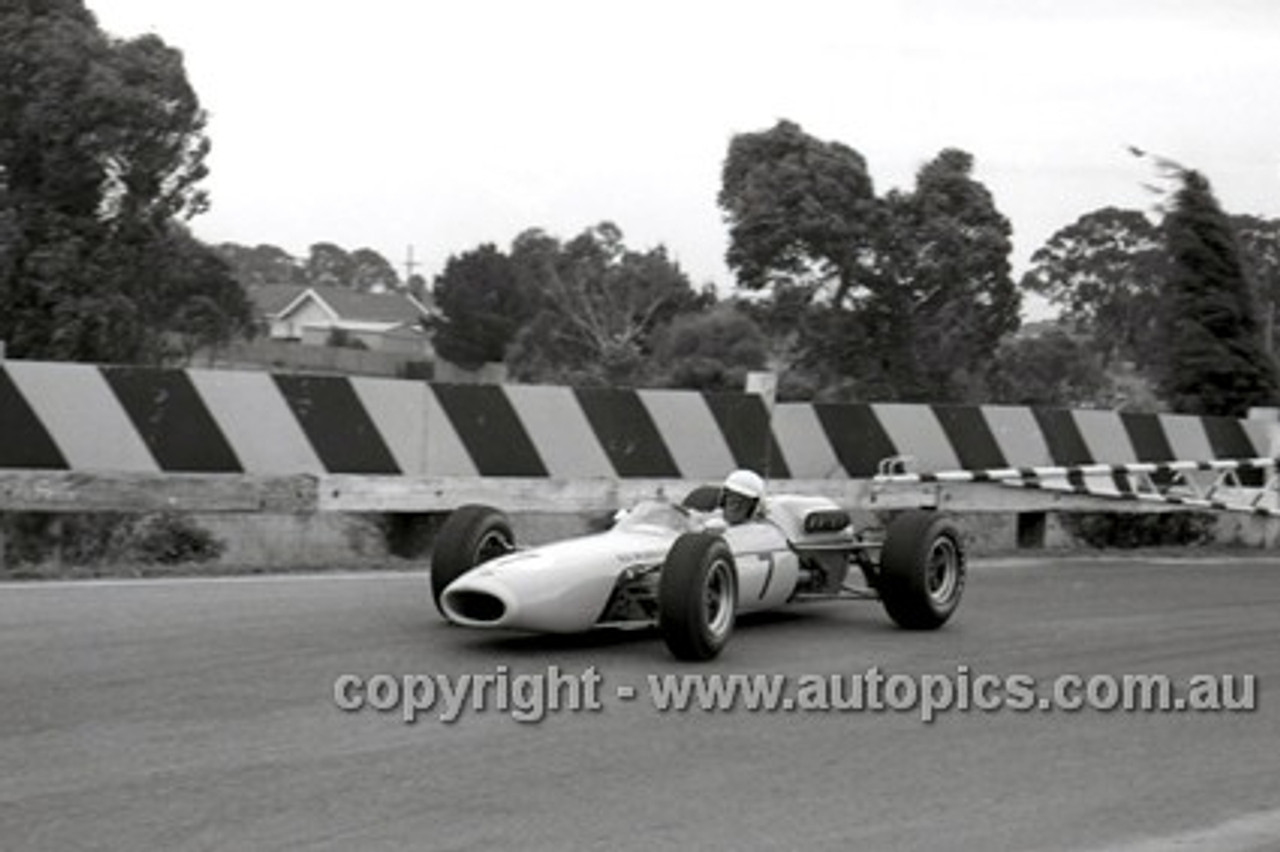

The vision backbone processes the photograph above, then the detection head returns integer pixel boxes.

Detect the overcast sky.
[87,1,1279,315]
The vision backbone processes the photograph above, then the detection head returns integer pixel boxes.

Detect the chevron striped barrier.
[1,361,1276,509]
[0,362,782,479]
[763,402,1272,482]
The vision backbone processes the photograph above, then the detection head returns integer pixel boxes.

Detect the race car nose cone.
[445,589,507,623]
[441,574,517,627]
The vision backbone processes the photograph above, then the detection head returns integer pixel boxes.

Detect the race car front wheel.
[658,533,738,661]
[431,505,514,618]
[877,511,965,630]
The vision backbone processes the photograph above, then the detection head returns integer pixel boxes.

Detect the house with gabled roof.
[249,284,434,355]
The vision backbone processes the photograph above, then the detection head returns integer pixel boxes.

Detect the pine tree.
[1158,170,1279,416]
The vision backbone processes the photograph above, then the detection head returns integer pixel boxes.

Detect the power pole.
[404,245,421,289]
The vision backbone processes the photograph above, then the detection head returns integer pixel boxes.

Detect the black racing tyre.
[430,505,514,618]
[681,485,722,512]
[878,511,965,630]
[658,533,738,661]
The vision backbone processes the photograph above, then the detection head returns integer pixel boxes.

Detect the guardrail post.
[1016,512,1047,549]
[50,516,63,571]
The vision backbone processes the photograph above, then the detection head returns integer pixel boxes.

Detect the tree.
[0,169,17,298]
[650,304,769,391]
[1231,214,1280,355]
[0,1,250,363]
[869,149,1021,400]
[985,328,1108,407]
[429,243,531,369]
[735,284,835,401]
[1157,170,1278,416]
[349,247,401,293]
[217,241,401,292]
[406,272,429,304]
[1021,208,1165,367]
[719,119,877,302]
[718,123,1018,402]
[157,228,254,362]
[214,243,305,288]
[507,223,707,387]
[304,242,353,288]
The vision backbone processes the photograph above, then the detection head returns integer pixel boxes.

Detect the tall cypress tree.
[1157,170,1278,416]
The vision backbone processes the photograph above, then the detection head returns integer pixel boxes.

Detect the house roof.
[247,284,308,316]
[261,285,432,326]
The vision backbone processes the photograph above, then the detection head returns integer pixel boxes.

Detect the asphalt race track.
[3,555,1280,851]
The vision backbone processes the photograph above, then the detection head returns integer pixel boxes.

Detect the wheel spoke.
[704,560,734,637]
[474,531,511,563]
[927,540,957,602]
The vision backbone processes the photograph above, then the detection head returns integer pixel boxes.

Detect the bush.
[128,514,225,564]
[1,513,122,566]
[1059,511,1216,549]
[650,305,769,392]
[377,512,448,559]
[1,512,224,569]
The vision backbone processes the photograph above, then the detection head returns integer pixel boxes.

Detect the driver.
[720,469,766,525]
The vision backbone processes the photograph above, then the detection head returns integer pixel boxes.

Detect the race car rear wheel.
[878,511,965,630]
[431,505,514,618]
[658,533,738,661]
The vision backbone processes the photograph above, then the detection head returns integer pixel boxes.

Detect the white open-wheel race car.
[430,482,966,661]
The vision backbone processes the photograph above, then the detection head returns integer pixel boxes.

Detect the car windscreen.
[613,500,693,533]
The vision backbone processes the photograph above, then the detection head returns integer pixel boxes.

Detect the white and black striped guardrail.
[2,361,1273,482]
[874,457,1280,517]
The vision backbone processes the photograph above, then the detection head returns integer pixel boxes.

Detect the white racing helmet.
[720,469,766,523]
[722,469,765,500]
